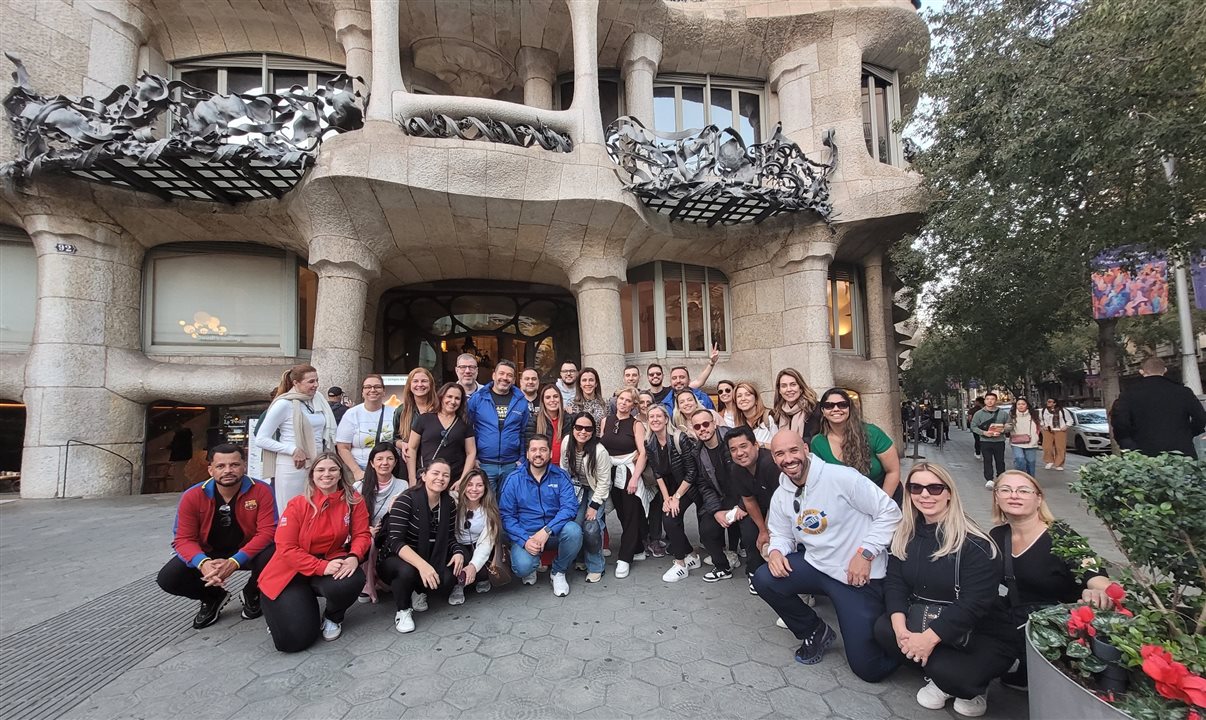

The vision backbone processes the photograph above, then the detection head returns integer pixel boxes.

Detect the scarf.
[777,402,808,436]
[261,391,338,479]
[409,486,454,569]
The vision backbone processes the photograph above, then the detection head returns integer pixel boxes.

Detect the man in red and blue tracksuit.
[156,443,277,629]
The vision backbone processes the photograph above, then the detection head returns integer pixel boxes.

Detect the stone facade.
[0,0,928,497]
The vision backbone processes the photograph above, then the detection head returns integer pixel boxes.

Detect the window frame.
[171,53,344,95]
[827,262,867,356]
[141,242,307,357]
[622,261,732,362]
[652,73,767,146]
[861,63,904,167]
[0,228,36,353]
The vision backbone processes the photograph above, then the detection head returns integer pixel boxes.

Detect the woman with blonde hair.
[733,382,778,446]
[673,388,725,438]
[393,367,436,462]
[811,388,901,502]
[451,468,501,600]
[772,368,821,442]
[873,463,1014,717]
[600,387,649,579]
[256,364,338,512]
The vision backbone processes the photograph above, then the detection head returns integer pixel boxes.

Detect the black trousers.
[261,569,365,653]
[645,494,665,544]
[156,544,274,602]
[981,442,1006,481]
[379,555,457,611]
[873,614,1017,699]
[661,493,697,560]
[727,524,741,552]
[738,515,767,577]
[698,508,732,572]
[973,432,981,455]
[610,485,648,564]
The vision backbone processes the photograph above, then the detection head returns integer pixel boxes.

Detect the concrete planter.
[1026,625,1132,720]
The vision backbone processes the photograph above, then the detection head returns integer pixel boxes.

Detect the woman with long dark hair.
[716,380,737,427]
[256,364,338,512]
[353,443,406,603]
[1005,398,1041,476]
[407,382,476,485]
[527,383,570,466]
[772,368,821,442]
[568,367,607,430]
[451,468,501,600]
[1039,398,1072,471]
[394,367,437,462]
[560,412,611,582]
[810,388,901,501]
[258,453,370,651]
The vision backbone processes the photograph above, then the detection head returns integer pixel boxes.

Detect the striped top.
[382,490,465,562]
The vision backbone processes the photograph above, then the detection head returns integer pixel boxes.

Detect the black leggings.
[610,485,648,563]
[261,569,365,653]
[873,614,1017,698]
[156,544,274,601]
[379,555,457,611]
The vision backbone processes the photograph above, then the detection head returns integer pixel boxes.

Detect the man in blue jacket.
[499,435,583,597]
[466,359,530,495]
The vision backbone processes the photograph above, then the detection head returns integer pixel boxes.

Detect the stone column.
[307,235,381,399]
[768,45,819,149]
[22,218,146,498]
[565,0,603,145]
[78,0,151,96]
[568,257,627,386]
[335,9,373,92]
[619,33,662,126]
[778,239,836,390]
[859,251,901,442]
[368,0,406,121]
[516,47,558,110]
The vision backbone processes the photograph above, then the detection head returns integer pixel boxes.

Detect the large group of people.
[156,355,1129,717]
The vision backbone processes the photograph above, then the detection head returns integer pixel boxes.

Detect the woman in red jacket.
[259,453,371,652]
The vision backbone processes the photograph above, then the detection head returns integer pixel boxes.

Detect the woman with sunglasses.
[567,367,607,431]
[379,459,466,633]
[673,388,726,438]
[560,412,612,582]
[352,443,407,603]
[527,383,571,466]
[811,388,901,502]
[407,383,476,486]
[258,453,370,651]
[772,368,821,442]
[733,382,778,446]
[873,463,1013,718]
[601,387,649,579]
[716,380,737,427]
[988,470,1117,690]
[451,469,501,601]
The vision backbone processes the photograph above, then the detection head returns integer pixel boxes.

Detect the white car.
[1065,409,1111,454]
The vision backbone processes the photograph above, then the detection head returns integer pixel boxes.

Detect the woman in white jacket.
[1005,398,1042,476]
[451,469,500,602]
[255,364,337,512]
[560,412,612,583]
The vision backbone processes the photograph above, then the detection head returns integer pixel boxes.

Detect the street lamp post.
[1162,156,1204,396]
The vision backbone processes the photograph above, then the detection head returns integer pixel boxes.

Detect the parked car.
[1065,408,1111,454]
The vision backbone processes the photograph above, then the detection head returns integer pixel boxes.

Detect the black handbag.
[905,547,972,648]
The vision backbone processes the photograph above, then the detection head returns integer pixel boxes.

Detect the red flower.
[1067,605,1097,637]
[1188,710,1200,720]
[1141,645,1206,708]
[1104,583,1133,617]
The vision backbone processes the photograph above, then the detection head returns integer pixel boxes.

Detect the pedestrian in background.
[1006,398,1041,476]
[1039,398,1071,471]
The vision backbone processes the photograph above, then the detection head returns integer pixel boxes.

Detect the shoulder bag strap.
[1001,530,1019,607]
[953,546,963,600]
[374,406,386,445]
[428,416,456,466]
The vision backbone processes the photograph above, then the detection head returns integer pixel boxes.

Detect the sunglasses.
[906,483,948,496]
[719,387,733,393]
[692,421,713,431]
[217,503,233,527]
[464,509,474,530]
[821,401,850,410]
[573,424,594,432]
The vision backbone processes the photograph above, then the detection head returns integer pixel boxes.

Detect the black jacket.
[1112,375,1206,457]
[645,431,698,496]
[694,427,735,514]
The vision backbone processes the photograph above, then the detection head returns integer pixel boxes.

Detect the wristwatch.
[858,546,875,561]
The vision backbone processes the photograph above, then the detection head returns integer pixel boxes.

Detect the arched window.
[172,53,343,95]
[143,243,315,355]
[621,262,730,358]
[861,64,903,166]
[0,226,36,351]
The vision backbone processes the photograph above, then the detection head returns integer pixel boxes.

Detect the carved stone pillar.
[78,0,151,96]
[308,238,380,399]
[368,0,406,121]
[859,251,901,441]
[769,46,819,145]
[779,240,837,390]
[516,47,558,111]
[620,33,662,126]
[569,257,627,386]
[335,9,373,91]
[565,0,603,145]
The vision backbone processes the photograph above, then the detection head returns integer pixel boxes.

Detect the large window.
[861,64,903,166]
[173,54,343,95]
[0,228,36,352]
[653,75,765,146]
[827,263,866,355]
[621,262,729,358]
[558,73,625,129]
[143,243,315,355]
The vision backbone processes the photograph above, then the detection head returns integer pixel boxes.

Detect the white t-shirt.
[335,403,395,469]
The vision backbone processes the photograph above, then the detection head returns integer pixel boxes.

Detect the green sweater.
[970,407,1009,442]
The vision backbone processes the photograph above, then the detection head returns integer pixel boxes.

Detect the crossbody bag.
[905,547,972,648]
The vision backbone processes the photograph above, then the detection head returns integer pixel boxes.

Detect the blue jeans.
[752,553,899,683]
[479,461,517,497]
[509,522,584,577]
[1012,446,1037,475]
[575,491,607,574]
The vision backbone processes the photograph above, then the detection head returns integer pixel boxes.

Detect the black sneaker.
[794,622,836,665]
[240,588,262,620]
[748,575,758,595]
[702,569,733,583]
[193,591,229,629]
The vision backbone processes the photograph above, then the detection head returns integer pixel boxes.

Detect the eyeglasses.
[821,401,850,410]
[718,388,733,394]
[362,384,383,390]
[906,483,948,496]
[692,421,713,431]
[217,503,232,527]
[996,486,1038,497]
[573,424,594,432]
[456,364,476,370]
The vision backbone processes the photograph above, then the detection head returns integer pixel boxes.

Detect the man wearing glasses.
[456,353,482,397]
[156,444,278,629]
[752,430,902,680]
[555,360,578,408]
[689,409,741,582]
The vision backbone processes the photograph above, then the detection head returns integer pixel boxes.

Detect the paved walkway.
[0,432,1113,719]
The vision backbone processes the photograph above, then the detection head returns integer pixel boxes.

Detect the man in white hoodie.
[752,429,903,682]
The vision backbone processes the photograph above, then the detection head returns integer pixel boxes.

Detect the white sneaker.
[615,561,631,579]
[412,592,428,612]
[1055,466,1064,471]
[394,609,415,633]
[685,553,702,570]
[551,573,569,597]
[984,480,995,489]
[953,695,988,717]
[916,681,953,710]
[356,592,371,604]
[1044,462,1054,470]
[662,564,689,582]
[521,571,538,586]
[449,584,465,606]
[321,618,342,641]
[776,617,788,629]
[475,580,492,593]
[633,552,647,561]
[703,555,714,566]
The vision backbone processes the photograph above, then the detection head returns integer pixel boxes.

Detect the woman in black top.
[407,383,476,485]
[379,459,466,634]
[873,463,1014,718]
[646,405,702,582]
[600,388,647,579]
[989,470,1115,688]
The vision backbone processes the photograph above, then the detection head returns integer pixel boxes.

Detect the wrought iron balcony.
[1,53,363,203]
[605,117,836,226]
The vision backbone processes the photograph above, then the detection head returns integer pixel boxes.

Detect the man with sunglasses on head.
[752,430,902,681]
[690,408,743,581]
[157,444,278,629]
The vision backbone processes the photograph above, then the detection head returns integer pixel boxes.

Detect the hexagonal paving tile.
[400,699,461,718]
[632,656,687,687]
[731,660,787,691]
[391,674,453,708]
[547,682,607,714]
[533,654,585,681]
[342,649,400,678]
[337,673,401,706]
[475,633,525,658]
[582,656,632,686]
[711,684,773,720]
[682,658,734,686]
[605,678,660,715]
[521,634,568,659]
[823,687,892,719]
[438,651,490,680]
[655,638,704,664]
[609,635,656,662]
[443,674,503,711]
[429,631,481,657]
[768,685,831,718]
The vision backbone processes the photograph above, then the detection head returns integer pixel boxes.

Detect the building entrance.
[380,281,580,384]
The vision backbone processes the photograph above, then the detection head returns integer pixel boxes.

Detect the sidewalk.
[0,434,1121,719]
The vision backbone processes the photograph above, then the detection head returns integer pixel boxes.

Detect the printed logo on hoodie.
[796,508,828,535]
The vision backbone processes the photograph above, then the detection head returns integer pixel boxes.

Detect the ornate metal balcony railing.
[398,113,572,153]
[605,117,836,226]
[1,53,363,203]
